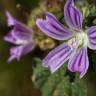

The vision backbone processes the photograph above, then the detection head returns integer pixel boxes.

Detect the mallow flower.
[4,12,35,62]
[36,0,96,78]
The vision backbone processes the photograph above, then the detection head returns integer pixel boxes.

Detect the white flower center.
[68,31,89,49]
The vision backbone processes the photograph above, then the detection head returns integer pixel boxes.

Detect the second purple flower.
[4,12,35,62]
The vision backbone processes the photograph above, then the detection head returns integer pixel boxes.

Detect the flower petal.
[6,11,15,26]
[4,30,17,44]
[64,0,83,30]
[5,11,33,42]
[8,43,35,62]
[12,21,33,41]
[68,48,89,78]
[43,43,73,73]
[36,12,72,40]
[87,26,96,49]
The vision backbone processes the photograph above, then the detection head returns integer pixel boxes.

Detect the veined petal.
[43,43,73,73]
[36,12,72,40]
[12,22,33,43]
[68,48,89,78]
[4,30,17,44]
[4,29,32,45]
[8,43,35,62]
[6,11,33,42]
[64,0,83,30]
[87,26,96,49]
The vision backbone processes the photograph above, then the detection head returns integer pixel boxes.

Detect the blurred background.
[0,0,96,96]
[0,0,41,96]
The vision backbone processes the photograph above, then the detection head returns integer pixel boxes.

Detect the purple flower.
[36,0,96,78]
[4,12,35,62]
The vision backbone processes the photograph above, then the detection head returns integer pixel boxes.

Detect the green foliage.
[32,58,87,96]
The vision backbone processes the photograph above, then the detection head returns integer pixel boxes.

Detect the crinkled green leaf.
[32,58,87,96]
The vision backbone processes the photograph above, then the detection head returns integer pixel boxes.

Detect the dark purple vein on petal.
[52,47,71,69]
[40,22,66,37]
[46,13,65,28]
[44,45,68,63]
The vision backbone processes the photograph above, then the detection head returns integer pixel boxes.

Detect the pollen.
[76,32,89,47]
[68,32,89,49]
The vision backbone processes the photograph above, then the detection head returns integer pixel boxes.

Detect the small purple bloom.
[36,0,96,78]
[4,12,35,62]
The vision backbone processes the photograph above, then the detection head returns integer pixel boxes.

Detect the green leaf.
[32,58,87,96]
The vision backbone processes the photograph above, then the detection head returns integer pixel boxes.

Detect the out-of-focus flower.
[4,12,35,62]
[36,0,96,78]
